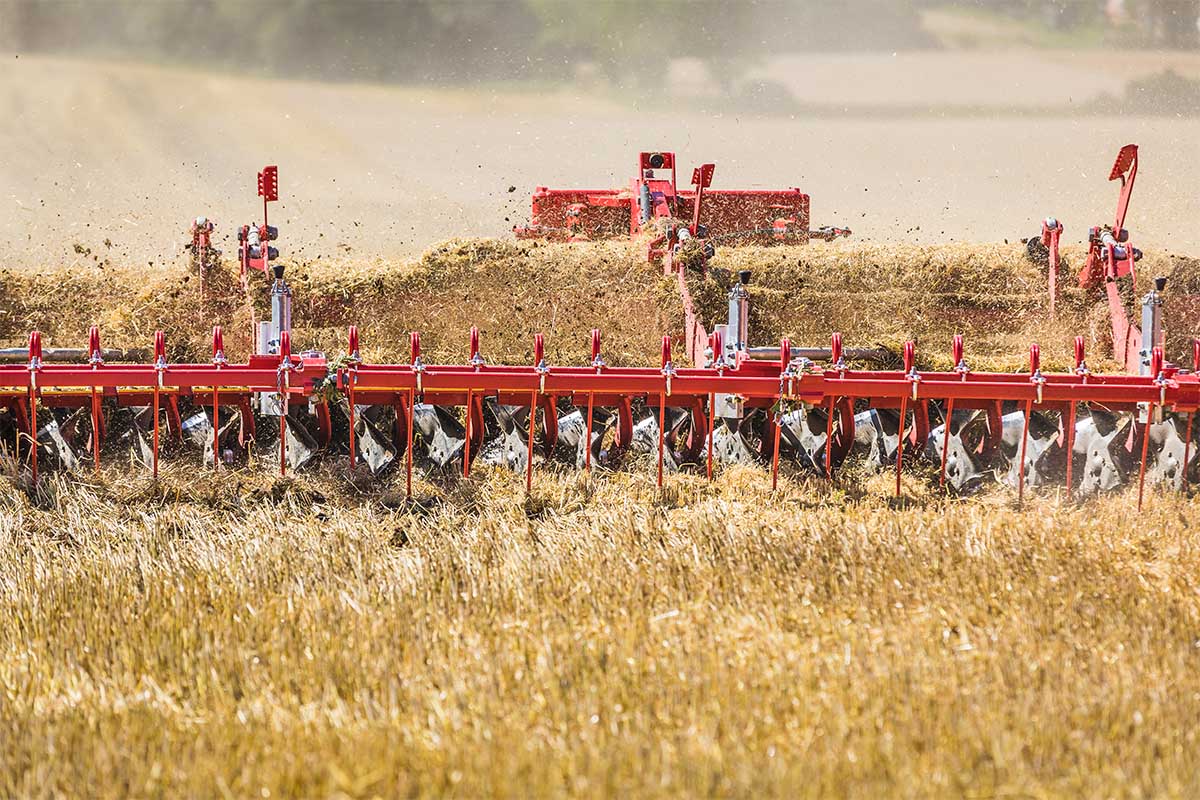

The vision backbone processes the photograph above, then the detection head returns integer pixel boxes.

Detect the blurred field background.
[5,2,1200,798]
[1,0,1199,268]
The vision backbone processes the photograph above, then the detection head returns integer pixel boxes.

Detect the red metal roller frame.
[7,321,1200,502]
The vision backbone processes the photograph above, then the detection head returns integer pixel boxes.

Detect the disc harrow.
[4,145,1200,506]
[4,318,1199,508]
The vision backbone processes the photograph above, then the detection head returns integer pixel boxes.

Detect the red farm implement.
[3,146,1199,507]
[514,150,850,262]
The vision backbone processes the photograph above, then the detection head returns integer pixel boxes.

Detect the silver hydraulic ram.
[1138,276,1166,378]
[257,264,293,357]
[726,269,751,358]
[712,270,753,420]
[257,264,293,417]
[1138,276,1167,423]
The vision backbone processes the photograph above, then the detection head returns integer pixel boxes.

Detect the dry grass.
[0,239,676,367]
[2,466,1199,798]
[5,238,1198,372]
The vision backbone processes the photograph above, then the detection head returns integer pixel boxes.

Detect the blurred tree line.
[986,0,1198,46]
[5,0,1190,85]
[0,0,937,85]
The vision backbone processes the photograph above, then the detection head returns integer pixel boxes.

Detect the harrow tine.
[895,341,916,498]
[940,334,964,489]
[825,397,835,479]
[706,393,715,480]
[1186,412,1196,493]
[1138,347,1164,511]
[1017,399,1032,507]
[152,330,166,480]
[1138,408,1153,511]
[347,382,357,468]
[1065,403,1077,501]
[27,331,41,485]
[277,412,286,474]
[405,390,415,499]
[773,338,789,490]
[528,333,545,494]
[1186,338,1200,492]
[657,335,673,489]
[212,326,225,469]
[657,392,666,488]
[895,395,907,497]
[406,332,421,499]
[586,329,601,472]
[347,327,359,470]
[91,389,102,471]
[1066,336,1087,501]
[464,326,483,478]
[278,330,291,477]
[463,390,473,478]
[526,389,537,494]
[89,326,102,472]
[585,393,595,471]
[1017,343,1044,507]
[939,399,954,488]
[770,414,782,490]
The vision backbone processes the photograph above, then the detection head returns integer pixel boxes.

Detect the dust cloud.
[1,1,1199,269]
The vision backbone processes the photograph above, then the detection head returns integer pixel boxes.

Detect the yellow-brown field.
[2,465,1198,798]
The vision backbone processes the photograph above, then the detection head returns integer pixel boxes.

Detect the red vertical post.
[152,389,161,479]
[585,392,595,471]
[526,390,537,494]
[895,395,907,498]
[212,326,225,470]
[277,330,291,477]
[463,389,473,479]
[656,392,666,489]
[26,331,41,484]
[405,390,415,499]
[89,326,102,472]
[770,414,782,491]
[1137,347,1164,510]
[1137,407,1153,512]
[1186,339,1200,492]
[1017,400,1032,507]
[1065,404,1077,501]
[152,330,165,480]
[347,381,357,469]
[1043,219,1062,319]
[586,329,601,471]
[657,335,673,489]
[939,399,955,488]
[91,389,102,471]
[895,341,916,498]
[347,326,360,470]
[706,393,715,481]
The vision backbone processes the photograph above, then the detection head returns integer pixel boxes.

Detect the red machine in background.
[1033,144,1159,377]
[238,165,280,280]
[515,151,850,262]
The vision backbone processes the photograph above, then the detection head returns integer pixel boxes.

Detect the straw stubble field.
[2,237,1200,797]
[2,466,1199,798]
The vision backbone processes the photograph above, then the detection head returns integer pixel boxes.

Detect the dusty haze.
[1,2,1200,269]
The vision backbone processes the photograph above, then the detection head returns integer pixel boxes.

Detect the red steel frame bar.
[6,326,1200,498]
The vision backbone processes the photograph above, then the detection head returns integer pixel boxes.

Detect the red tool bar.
[7,328,1199,414]
[6,365,279,390]
[0,364,323,392]
[342,363,1198,409]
